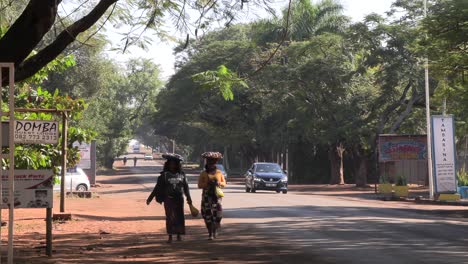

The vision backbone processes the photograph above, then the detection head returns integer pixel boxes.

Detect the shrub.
[396,175,407,186]
[380,173,390,184]
[457,168,468,187]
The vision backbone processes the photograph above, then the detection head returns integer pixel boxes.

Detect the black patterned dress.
[149,171,191,235]
[201,184,223,230]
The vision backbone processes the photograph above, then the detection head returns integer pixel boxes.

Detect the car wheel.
[282,190,287,194]
[76,184,88,192]
[276,190,281,193]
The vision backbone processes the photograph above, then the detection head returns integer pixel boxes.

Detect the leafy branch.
[192,65,248,101]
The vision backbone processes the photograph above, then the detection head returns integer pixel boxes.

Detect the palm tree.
[285,0,348,41]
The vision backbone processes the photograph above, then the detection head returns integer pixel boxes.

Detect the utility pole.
[424,0,435,200]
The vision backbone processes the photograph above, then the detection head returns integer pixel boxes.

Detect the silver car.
[54,168,91,192]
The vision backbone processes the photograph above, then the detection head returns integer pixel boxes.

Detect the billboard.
[431,115,457,193]
[378,135,427,162]
[1,170,54,209]
[14,120,59,144]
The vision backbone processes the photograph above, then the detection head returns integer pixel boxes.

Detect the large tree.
[78,58,163,168]
[0,0,272,85]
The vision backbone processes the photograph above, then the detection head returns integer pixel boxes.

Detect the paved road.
[120,161,468,263]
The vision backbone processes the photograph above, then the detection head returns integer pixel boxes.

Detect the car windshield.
[215,164,225,172]
[255,164,282,173]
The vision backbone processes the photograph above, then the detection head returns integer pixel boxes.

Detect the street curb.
[380,196,468,206]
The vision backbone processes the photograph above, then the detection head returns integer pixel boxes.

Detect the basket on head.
[201,152,223,159]
[162,153,184,162]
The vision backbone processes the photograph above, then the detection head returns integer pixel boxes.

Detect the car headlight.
[280,177,288,182]
[254,177,262,182]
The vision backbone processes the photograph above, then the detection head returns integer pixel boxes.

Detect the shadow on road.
[12,223,326,264]
[12,204,468,264]
[223,204,468,219]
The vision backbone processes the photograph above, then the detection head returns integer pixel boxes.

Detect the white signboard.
[431,115,457,193]
[1,170,54,208]
[73,141,91,169]
[14,120,59,144]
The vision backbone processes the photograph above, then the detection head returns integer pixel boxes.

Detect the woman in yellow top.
[198,152,226,240]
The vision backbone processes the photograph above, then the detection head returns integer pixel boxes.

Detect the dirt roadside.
[4,163,297,264]
[1,164,199,263]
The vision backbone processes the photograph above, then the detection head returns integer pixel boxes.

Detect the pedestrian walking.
[198,152,226,240]
[146,153,192,243]
[133,156,137,167]
[123,156,127,166]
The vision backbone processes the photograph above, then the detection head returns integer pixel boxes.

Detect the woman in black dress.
[147,153,192,243]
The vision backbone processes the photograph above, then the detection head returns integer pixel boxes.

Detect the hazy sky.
[103,0,394,79]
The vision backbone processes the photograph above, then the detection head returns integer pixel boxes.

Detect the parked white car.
[54,167,91,192]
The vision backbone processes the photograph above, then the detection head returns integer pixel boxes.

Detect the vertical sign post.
[0,63,17,264]
[60,113,68,213]
[90,140,97,185]
[8,62,15,264]
[0,64,3,264]
[431,115,457,194]
[423,0,435,200]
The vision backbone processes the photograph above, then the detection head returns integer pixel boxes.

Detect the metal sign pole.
[423,0,435,200]
[7,63,15,264]
[60,112,67,212]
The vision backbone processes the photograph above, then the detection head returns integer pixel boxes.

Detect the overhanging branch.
[0,0,61,66]
[14,0,118,83]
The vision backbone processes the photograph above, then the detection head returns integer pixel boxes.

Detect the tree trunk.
[329,145,339,184]
[104,157,114,169]
[352,145,368,187]
[357,158,368,187]
[223,145,230,171]
[0,0,60,66]
[337,143,345,185]
[1,0,118,85]
[355,157,368,187]
[329,143,345,185]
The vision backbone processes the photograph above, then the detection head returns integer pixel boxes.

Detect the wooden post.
[89,140,97,185]
[0,65,3,264]
[7,62,15,264]
[60,113,68,213]
[46,208,52,256]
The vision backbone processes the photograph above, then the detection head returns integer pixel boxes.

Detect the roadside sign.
[1,170,54,209]
[73,141,91,169]
[431,115,457,193]
[378,135,427,162]
[14,120,59,144]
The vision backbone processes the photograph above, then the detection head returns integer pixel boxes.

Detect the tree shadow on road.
[11,223,325,264]
[9,205,468,263]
